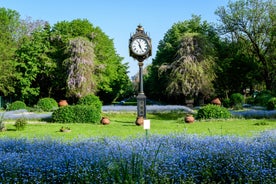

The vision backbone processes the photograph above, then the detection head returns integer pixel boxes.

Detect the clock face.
[131,38,149,55]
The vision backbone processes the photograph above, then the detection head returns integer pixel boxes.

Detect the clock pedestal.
[137,61,146,119]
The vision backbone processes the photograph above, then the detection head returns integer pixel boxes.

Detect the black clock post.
[129,25,152,125]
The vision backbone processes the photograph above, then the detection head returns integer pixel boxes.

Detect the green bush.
[267,97,276,110]
[36,98,58,112]
[254,90,273,106]
[245,96,255,105]
[77,94,102,111]
[52,105,101,123]
[14,118,27,131]
[222,98,231,108]
[196,104,231,120]
[7,101,27,111]
[230,93,244,110]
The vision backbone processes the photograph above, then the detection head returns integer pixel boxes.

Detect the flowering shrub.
[231,109,276,119]
[0,133,275,183]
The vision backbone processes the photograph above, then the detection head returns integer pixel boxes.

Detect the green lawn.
[1,112,275,140]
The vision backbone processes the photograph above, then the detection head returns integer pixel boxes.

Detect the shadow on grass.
[6,129,17,131]
[112,120,136,126]
[148,112,185,120]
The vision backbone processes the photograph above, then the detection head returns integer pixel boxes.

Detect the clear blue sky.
[1,0,229,77]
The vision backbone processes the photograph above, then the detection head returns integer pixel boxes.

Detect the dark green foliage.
[36,98,58,112]
[215,0,275,91]
[7,101,27,111]
[230,93,244,110]
[267,97,276,110]
[196,104,231,119]
[245,97,255,105]
[222,98,231,108]
[52,105,101,123]
[254,91,273,106]
[77,94,102,111]
[14,117,27,131]
[0,8,21,96]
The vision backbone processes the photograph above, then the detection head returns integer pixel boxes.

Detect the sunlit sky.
[1,0,229,77]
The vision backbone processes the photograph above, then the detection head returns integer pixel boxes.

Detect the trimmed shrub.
[196,104,231,119]
[36,98,58,112]
[254,90,273,106]
[230,93,244,110]
[6,101,27,111]
[267,97,276,110]
[52,105,101,123]
[77,94,102,111]
[14,118,27,131]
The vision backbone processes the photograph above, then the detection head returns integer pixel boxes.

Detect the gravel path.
[0,105,194,120]
[1,109,52,120]
[102,105,195,113]
[1,106,276,120]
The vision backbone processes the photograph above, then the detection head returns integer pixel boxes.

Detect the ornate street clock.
[129,25,152,62]
[129,25,152,123]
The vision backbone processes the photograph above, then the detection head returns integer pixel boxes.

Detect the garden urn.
[135,116,144,126]
[58,100,68,107]
[185,114,195,123]
[101,117,110,125]
[211,98,221,106]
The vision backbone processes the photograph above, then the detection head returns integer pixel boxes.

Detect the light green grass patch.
[0,112,275,140]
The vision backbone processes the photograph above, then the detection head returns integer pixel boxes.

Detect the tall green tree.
[0,8,20,96]
[215,0,276,91]
[15,25,53,104]
[145,15,219,104]
[215,38,261,98]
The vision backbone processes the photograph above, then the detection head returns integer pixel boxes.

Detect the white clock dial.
[131,38,149,55]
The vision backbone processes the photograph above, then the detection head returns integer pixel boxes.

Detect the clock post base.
[136,93,147,120]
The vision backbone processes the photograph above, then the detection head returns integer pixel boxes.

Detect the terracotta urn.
[185,114,195,123]
[58,100,68,107]
[211,98,221,106]
[101,117,110,125]
[135,116,144,126]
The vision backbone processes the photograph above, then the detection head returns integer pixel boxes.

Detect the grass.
[0,112,275,140]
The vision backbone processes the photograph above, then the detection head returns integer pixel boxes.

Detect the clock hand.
[138,42,142,49]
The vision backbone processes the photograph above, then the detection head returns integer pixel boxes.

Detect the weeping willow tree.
[64,37,96,99]
[159,33,216,100]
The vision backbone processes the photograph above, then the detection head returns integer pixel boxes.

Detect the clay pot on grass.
[101,117,110,125]
[135,116,144,126]
[185,114,195,123]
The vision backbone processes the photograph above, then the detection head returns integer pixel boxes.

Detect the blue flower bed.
[0,133,275,183]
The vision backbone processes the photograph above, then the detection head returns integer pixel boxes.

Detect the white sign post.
[143,119,150,138]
